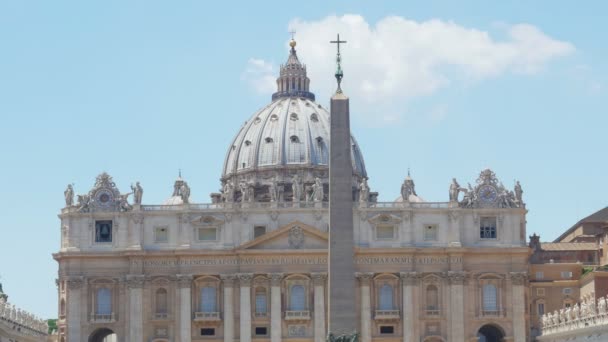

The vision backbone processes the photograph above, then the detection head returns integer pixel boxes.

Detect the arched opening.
[477,324,505,342]
[88,328,117,342]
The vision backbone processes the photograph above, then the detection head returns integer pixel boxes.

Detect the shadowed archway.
[89,328,117,342]
[477,324,505,342]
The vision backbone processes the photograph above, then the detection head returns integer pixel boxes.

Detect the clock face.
[95,189,114,206]
[478,185,498,204]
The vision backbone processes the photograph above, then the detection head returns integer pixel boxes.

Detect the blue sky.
[0,1,606,318]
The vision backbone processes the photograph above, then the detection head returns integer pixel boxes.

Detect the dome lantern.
[272,38,315,101]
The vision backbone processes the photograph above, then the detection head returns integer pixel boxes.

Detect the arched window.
[482,284,498,312]
[426,285,439,311]
[156,288,168,314]
[379,284,393,310]
[290,285,305,311]
[96,288,112,315]
[201,287,216,312]
[255,287,267,315]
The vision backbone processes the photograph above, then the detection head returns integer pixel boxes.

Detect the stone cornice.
[311,272,327,286]
[176,274,193,288]
[509,271,528,285]
[126,275,145,289]
[399,272,421,285]
[355,272,374,286]
[269,273,284,286]
[447,271,468,285]
[67,277,84,290]
[220,275,237,287]
[237,273,253,286]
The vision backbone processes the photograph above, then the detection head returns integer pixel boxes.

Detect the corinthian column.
[447,271,466,342]
[269,273,283,342]
[510,272,528,342]
[127,275,145,342]
[221,275,236,342]
[177,274,193,342]
[356,273,374,342]
[312,273,327,342]
[400,272,420,342]
[238,273,253,342]
[66,277,84,342]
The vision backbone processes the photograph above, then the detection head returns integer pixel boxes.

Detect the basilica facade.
[54,39,530,342]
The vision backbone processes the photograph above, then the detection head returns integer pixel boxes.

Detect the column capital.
[237,273,254,286]
[355,272,374,286]
[220,274,237,287]
[311,273,327,286]
[176,274,193,288]
[399,272,420,285]
[67,277,84,290]
[509,272,528,286]
[126,275,145,289]
[268,273,284,286]
[447,271,468,285]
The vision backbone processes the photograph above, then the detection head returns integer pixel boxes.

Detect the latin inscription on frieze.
[130,255,462,267]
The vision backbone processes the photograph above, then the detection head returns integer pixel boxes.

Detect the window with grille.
[426,285,439,311]
[156,288,168,314]
[535,271,544,280]
[255,288,267,315]
[96,288,112,315]
[95,221,113,243]
[536,288,545,296]
[561,271,573,279]
[562,288,572,295]
[379,284,393,310]
[290,285,306,311]
[482,284,498,312]
[480,217,497,239]
[200,287,216,312]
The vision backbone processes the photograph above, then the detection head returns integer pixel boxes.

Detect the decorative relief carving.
[447,271,468,285]
[237,273,253,286]
[399,272,420,285]
[449,211,460,222]
[509,272,528,285]
[311,273,327,286]
[132,213,144,225]
[126,275,145,289]
[253,276,269,287]
[176,274,193,288]
[355,272,374,286]
[220,275,237,287]
[269,273,284,286]
[66,277,84,290]
[269,211,279,221]
[288,226,305,249]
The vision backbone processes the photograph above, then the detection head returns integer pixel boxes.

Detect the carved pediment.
[368,213,402,225]
[190,215,224,227]
[238,221,328,250]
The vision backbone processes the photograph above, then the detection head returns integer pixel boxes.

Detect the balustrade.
[0,300,48,335]
[540,295,608,337]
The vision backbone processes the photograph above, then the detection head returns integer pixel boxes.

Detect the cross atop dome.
[272,35,315,101]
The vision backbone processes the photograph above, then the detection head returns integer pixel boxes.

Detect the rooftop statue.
[312,177,324,202]
[180,182,191,204]
[64,184,74,207]
[359,178,369,203]
[400,176,416,201]
[449,178,463,202]
[327,332,359,342]
[292,174,302,202]
[131,181,143,205]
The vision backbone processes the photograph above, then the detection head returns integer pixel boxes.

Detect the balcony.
[194,311,221,321]
[425,307,440,317]
[284,310,311,321]
[91,313,115,323]
[480,309,506,317]
[374,310,400,321]
[254,311,268,320]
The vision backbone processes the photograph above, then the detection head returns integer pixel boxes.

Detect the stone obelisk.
[328,34,357,337]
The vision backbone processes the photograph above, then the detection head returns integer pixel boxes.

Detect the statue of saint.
[180,182,191,204]
[118,193,132,212]
[240,182,249,202]
[131,182,143,205]
[292,174,302,202]
[514,180,523,204]
[449,178,461,202]
[312,178,324,202]
[64,184,74,207]
[223,181,234,203]
[77,194,90,212]
[269,180,278,202]
[400,177,416,201]
[359,178,370,203]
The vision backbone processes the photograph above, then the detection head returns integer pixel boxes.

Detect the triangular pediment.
[238,221,328,250]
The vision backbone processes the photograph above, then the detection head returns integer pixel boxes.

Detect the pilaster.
[269,273,283,342]
[510,272,528,342]
[447,271,467,342]
[126,275,145,342]
[221,275,236,342]
[238,273,253,342]
[356,273,374,342]
[400,272,420,342]
[312,273,327,342]
[177,274,193,342]
[66,277,84,342]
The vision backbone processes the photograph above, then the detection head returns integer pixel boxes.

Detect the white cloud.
[242,58,276,94]
[244,15,575,123]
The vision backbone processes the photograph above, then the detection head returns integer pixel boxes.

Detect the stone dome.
[221,40,367,187]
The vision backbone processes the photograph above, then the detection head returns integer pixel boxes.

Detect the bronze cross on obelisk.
[330,34,347,94]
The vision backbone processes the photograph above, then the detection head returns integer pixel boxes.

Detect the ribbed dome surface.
[222,96,367,179]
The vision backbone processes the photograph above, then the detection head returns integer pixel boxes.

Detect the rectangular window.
[379,326,394,334]
[376,225,395,240]
[255,292,267,314]
[201,287,217,312]
[255,327,268,336]
[200,328,215,336]
[155,227,168,243]
[480,217,497,239]
[536,288,545,296]
[561,271,573,279]
[538,303,545,315]
[95,220,113,243]
[254,225,266,238]
[565,302,572,308]
[198,227,218,241]
[424,225,438,241]
[535,271,544,280]
[563,288,572,295]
